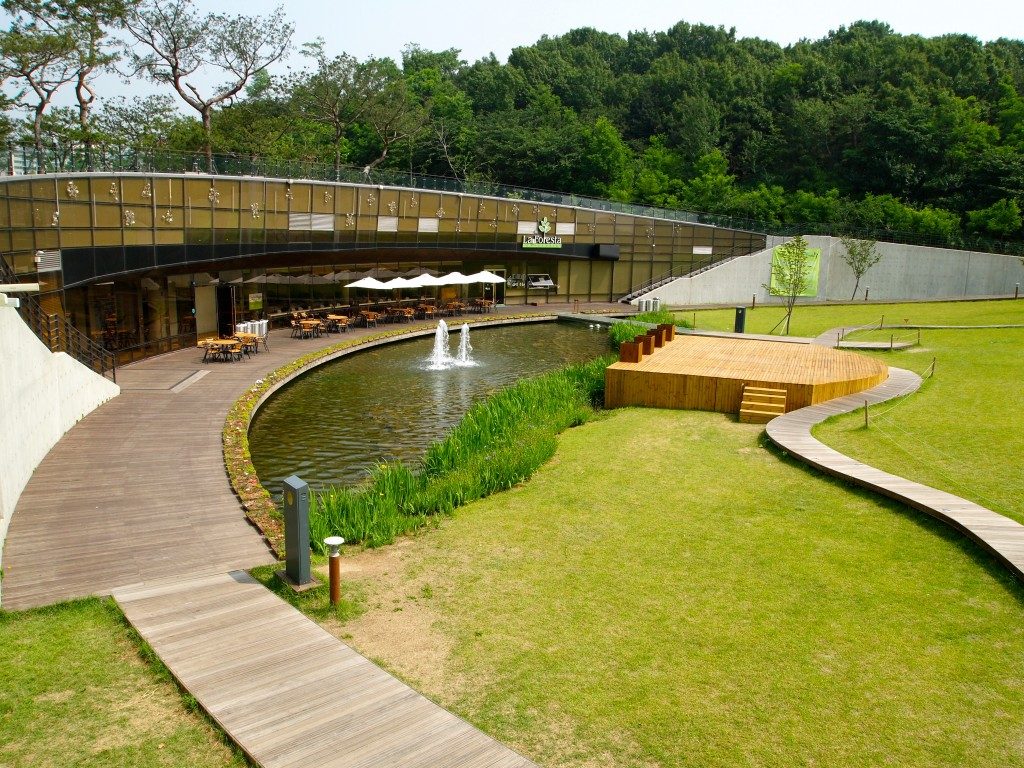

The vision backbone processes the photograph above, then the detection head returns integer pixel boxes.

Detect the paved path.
[113,572,537,768]
[765,368,1024,580]
[812,326,915,350]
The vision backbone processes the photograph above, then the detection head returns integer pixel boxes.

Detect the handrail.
[619,244,753,303]
[8,141,1024,257]
[0,258,116,381]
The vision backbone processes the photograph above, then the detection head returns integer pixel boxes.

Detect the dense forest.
[3,0,1024,247]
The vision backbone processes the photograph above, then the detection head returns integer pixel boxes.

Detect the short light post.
[324,536,344,606]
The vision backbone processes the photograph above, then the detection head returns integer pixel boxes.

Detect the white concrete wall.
[642,236,1024,307]
[0,302,119,566]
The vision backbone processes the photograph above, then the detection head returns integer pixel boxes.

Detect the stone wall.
[0,302,119,568]
[642,236,1024,307]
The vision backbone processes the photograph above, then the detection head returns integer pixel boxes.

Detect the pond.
[249,320,610,496]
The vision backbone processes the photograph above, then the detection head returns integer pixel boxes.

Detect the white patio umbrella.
[405,273,446,287]
[437,271,475,285]
[381,277,416,289]
[467,270,506,284]
[290,273,335,285]
[345,277,391,290]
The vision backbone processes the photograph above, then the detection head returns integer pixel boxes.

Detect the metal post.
[864,400,869,428]
[1016,283,1020,300]
[751,293,756,309]
[282,475,311,585]
[864,286,870,301]
[324,536,344,606]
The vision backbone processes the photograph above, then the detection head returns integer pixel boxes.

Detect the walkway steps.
[765,368,1024,580]
[739,386,787,424]
[113,572,537,768]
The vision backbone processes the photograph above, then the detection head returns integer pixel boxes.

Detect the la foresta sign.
[522,217,562,249]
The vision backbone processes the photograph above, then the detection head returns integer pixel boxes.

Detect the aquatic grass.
[309,354,615,550]
[632,307,680,326]
[608,321,649,348]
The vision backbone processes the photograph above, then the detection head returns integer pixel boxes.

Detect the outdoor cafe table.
[199,338,242,362]
[326,314,350,332]
[298,319,323,338]
[234,332,261,354]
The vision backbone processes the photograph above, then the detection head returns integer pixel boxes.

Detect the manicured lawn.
[679,298,1024,336]
[815,325,1024,524]
[330,408,1024,768]
[0,599,246,768]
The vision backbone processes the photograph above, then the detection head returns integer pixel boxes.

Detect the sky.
[22,0,1024,110]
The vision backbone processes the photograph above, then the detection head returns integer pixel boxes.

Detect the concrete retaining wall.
[0,303,119,564]
[642,236,1024,307]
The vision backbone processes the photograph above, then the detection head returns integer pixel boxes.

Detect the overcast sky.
[27,0,1024,110]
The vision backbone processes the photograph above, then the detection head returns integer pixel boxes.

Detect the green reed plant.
[309,355,615,551]
[608,321,649,348]
[632,307,680,326]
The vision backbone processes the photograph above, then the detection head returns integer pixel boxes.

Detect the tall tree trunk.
[76,71,96,171]
[202,109,214,173]
[33,106,45,173]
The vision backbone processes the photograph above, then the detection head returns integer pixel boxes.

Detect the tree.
[837,236,881,300]
[967,198,1023,239]
[288,40,389,176]
[0,21,76,163]
[94,93,181,147]
[362,70,428,173]
[122,0,293,171]
[4,0,133,162]
[764,234,814,334]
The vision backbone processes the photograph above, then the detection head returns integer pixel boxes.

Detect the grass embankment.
[680,298,1024,336]
[0,599,245,768]
[334,408,1024,768]
[308,355,614,549]
[816,325,1024,524]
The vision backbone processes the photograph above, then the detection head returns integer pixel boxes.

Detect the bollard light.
[324,536,344,606]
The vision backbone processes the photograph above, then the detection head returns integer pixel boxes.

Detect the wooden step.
[742,392,786,406]
[738,408,783,424]
[739,385,787,423]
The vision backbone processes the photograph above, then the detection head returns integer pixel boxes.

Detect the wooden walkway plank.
[113,572,538,768]
[765,367,1024,580]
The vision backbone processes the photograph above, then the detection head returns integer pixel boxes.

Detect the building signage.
[248,292,263,310]
[522,217,562,249]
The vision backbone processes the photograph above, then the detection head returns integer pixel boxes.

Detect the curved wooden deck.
[765,367,1024,580]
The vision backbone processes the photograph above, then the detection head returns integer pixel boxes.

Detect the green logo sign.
[523,217,562,249]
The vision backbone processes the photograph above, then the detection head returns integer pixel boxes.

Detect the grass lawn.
[325,408,1024,768]
[815,325,1024,524]
[679,298,1024,337]
[0,598,246,768]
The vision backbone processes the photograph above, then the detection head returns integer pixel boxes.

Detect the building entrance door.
[482,269,506,305]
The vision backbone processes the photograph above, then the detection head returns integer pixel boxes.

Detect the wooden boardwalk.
[765,367,1024,580]
[113,572,537,768]
[812,326,915,350]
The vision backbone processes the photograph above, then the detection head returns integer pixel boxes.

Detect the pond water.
[249,321,610,496]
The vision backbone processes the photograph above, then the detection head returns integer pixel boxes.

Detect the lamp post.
[324,536,345,606]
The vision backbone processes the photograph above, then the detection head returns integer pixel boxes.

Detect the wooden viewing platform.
[605,334,888,414]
